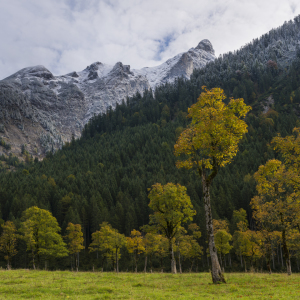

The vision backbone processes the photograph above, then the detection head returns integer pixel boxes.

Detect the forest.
[0,16,300,277]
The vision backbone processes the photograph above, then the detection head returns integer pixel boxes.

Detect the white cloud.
[0,0,299,79]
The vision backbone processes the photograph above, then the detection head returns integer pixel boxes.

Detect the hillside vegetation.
[0,16,300,273]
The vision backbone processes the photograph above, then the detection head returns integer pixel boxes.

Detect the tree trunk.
[101,256,105,272]
[77,252,80,271]
[150,255,153,273]
[75,253,79,272]
[7,258,11,270]
[202,174,226,283]
[240,253,243,268]
[144,255,147,273]
[178,250,182,274]
[32,250,36,270]
[116,248,119,273]
[243,256,247,272]
[266,257,272,274]
[189,259,194,273]
[219,253,223,269]
[206,253,210,268]
[271,244,275,270]
[134,251,137,273]
[279,242,284,268]
[169,241,177,274]
[281,228,292,275]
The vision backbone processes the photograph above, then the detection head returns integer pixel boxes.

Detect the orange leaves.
[174,87,251,172]
[126,230,145,255]
[213,219,230,233]
[253,159,285,197]
[272,127,300,170]
[251,155,300,232]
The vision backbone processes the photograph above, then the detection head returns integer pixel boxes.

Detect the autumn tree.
[155,235,169,272]
[251,159,298,275]
[89,222,114,271]
[0,221,18,270]
[272,127,300,231]
[178,235,203,272]
[143,233,164,273]
[174,227,187,274]
[148,182,196,274]
[89,222,125,272]
[287,229,300,262]
[110,228,126,273]
[65,223,85,271]
[126,229,145,272]
[232,219,252,271]
[213,219,230,233]
[176,224,202,273]
[20,206,68,269]
[174,87,251,283]
[258,230,280,273]
[212,219,232,271]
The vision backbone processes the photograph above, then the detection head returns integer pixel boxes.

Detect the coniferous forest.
[1,16,300,275]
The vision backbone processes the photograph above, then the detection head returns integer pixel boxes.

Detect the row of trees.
[0,187,199,274]
[0,207,80,271]
[2,202,299,276]
[211,210,299,275]
[250,128,300,275]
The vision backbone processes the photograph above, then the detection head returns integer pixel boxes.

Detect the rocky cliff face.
[0,40,215,157]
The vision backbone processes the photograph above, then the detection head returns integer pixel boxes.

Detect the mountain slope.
[0,40,215,157]
[0,48,300,272]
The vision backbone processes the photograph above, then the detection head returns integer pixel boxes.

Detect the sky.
[0,0,300,80]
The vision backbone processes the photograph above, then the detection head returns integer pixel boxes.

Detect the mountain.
[0,35,299,271]
[1,16,300,271]
[193,16,300,91]
[0,40,215,157]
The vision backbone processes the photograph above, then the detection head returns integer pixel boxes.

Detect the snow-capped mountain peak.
[0,39,215,156]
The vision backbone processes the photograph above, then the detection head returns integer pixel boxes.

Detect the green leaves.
[65,223,84,255]
[20,206,68,260]
[0,221,18,268]
[89,222,126,258]
[148,183,195,240]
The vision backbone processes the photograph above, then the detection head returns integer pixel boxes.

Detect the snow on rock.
[0,39,215,154]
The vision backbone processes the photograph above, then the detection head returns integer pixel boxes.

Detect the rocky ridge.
[0,40,215,157]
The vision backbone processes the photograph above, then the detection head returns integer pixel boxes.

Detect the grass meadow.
[0,270,299,299]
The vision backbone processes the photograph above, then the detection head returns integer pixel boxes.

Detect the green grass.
[0,270,299,299]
